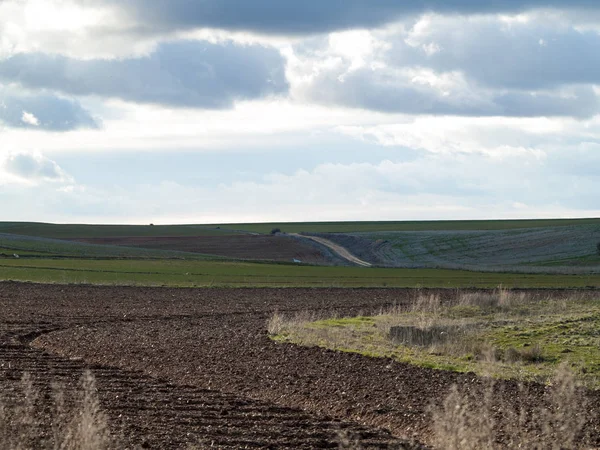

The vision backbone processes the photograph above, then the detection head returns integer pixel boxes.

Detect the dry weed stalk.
[433,365,592,449]
[60,371,111,450]
[0,373,40,450]
[266,310,286,335]
[0,371,113,450]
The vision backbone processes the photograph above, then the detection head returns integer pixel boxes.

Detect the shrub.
[270,228,281,235]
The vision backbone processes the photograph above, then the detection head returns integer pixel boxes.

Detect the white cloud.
[0,0,134,60]
[285,13,600,117]
[0,98,403,152]
[21,111,39,126]
[1,151,73,186]
[5,147,600,224]
[334,115,561,156]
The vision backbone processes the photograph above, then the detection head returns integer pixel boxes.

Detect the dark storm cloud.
[0,92,98,130]
[0,40,288,108]
[106,0,600,34]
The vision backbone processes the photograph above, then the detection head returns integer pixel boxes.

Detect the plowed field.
[71,235,336,264]
[1,283,599,448]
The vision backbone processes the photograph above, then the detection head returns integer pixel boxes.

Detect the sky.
[1,0,600,224]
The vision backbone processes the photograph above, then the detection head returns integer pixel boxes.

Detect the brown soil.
[71,235,336,264]
[1,283,599,448]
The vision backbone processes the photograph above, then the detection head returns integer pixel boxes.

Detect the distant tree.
[597,242,600,255]
[149,223,154,226]
[271,228,281,235]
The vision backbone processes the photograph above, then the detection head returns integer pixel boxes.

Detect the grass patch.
[270,289,600,387]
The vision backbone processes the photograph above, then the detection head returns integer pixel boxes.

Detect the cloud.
[292,59,599,118]
[0,90,99,130]
[21,111,39,126]
[399,14,600,90]
[286,16,600,118]
[334,115,572,157]
[103,0,600,35]
[4,147,600,223]
[1,151,73,185]
[0,40,288,108]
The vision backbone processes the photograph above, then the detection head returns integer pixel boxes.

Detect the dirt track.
[1,283,599,448]
[292,234,372,267]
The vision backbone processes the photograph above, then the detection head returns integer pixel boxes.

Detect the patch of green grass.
[272,292,600,387]
[308,316,376,328]
[486,312,600,384]
[1,258,600,288]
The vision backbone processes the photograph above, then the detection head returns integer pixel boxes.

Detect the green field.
[1,259,600,288]
[219,218,600,234]
[1,219,599,288]
[2,218,599,238]
[0,222,234,239]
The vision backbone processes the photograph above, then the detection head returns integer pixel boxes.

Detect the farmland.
[2,218,600,238]
[0,222,233,238]
[1,220,599,283]
[1,283,598,448]
[2,258,600,288]
[0,220,599,448]
[309,224,600,273]
[0,232,215,260]
[70,234,337,264]
[214,218,600,234]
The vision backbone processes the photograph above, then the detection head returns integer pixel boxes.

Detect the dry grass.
[266,310,286,335]
[0,371,113,450]
[373,289,597,368]
[432,365,591,449]
[267,309,325,337]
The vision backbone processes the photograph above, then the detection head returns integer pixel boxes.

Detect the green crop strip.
[1,259,600,288]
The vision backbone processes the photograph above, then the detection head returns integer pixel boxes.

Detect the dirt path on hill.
[291,233,373,267]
